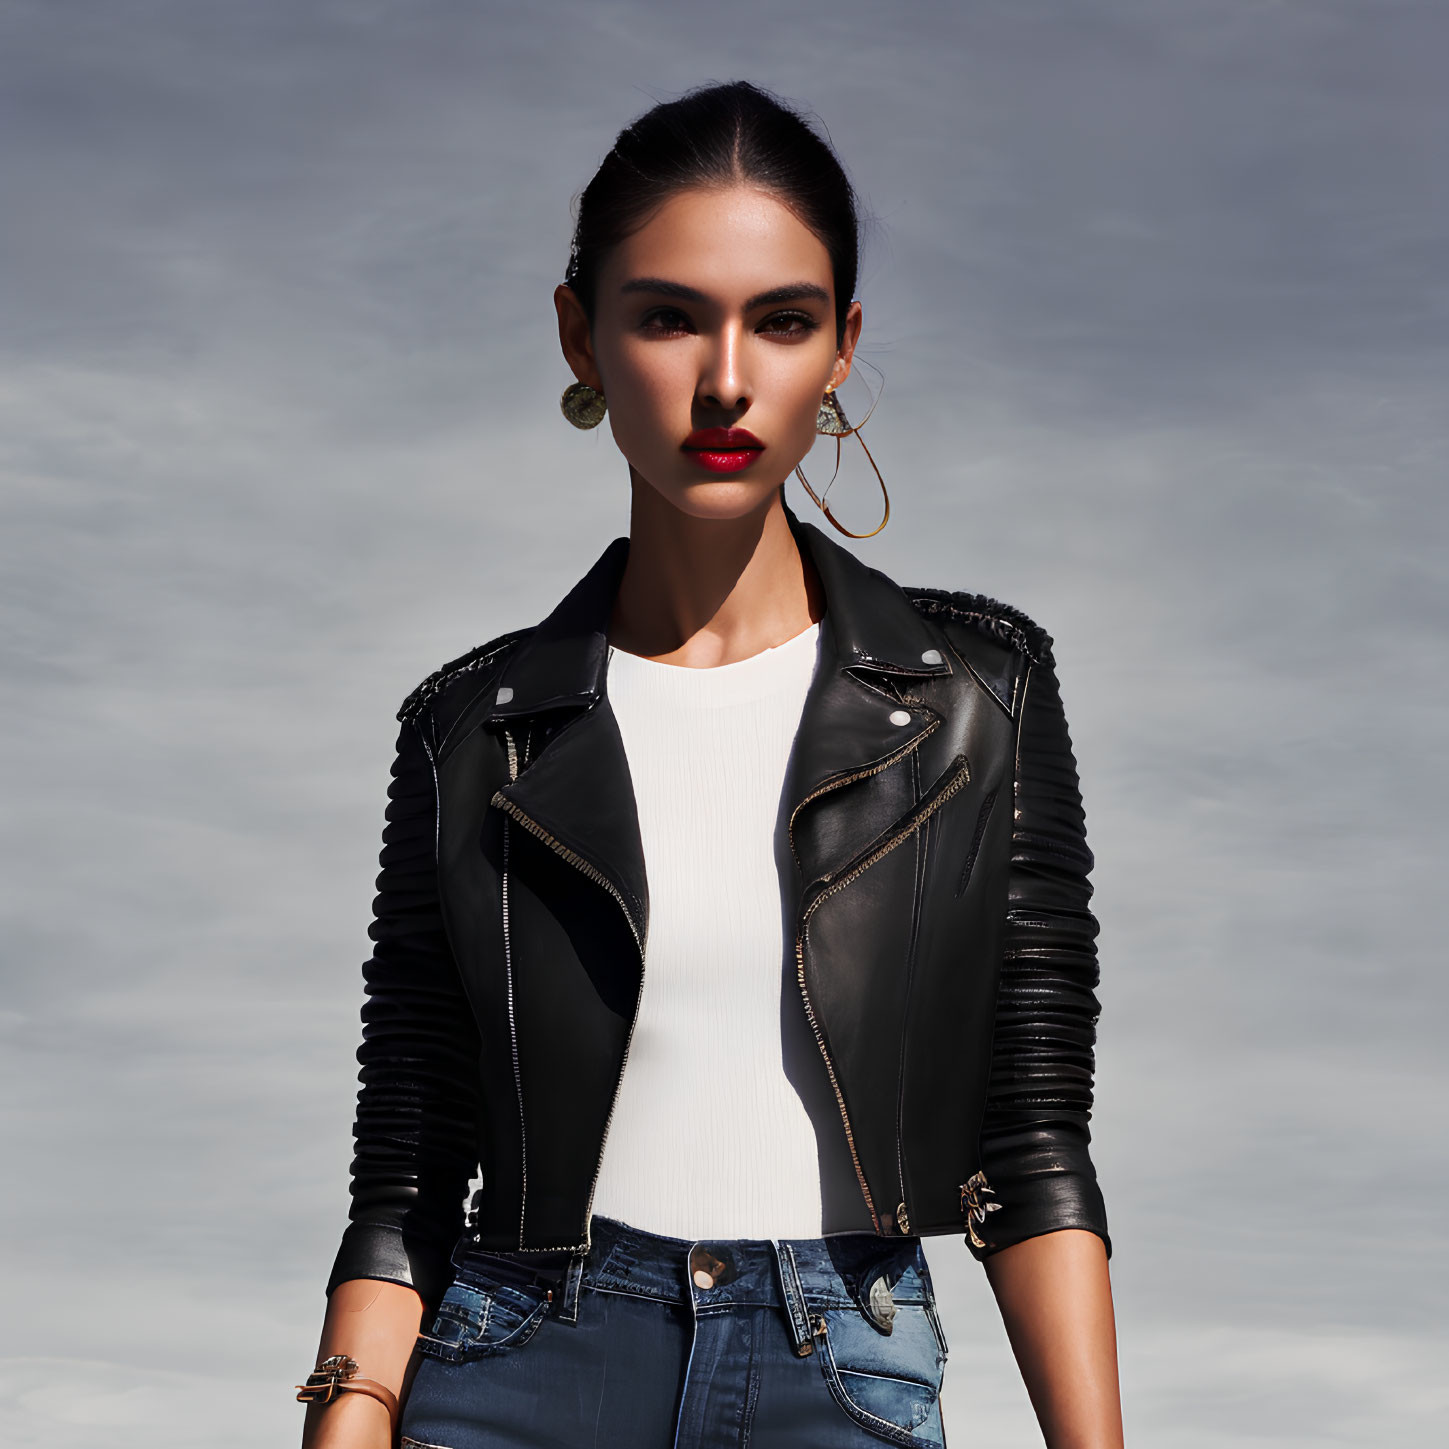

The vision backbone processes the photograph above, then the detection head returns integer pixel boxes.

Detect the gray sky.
[1,1,1445,1444]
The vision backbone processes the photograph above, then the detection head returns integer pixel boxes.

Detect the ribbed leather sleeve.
[325,717,482,1305]
[969,659,1111,1260]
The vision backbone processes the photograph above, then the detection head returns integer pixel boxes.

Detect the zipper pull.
[961,1170,1002,1248]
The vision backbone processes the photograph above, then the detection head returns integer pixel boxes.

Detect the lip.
[682,427,765,474]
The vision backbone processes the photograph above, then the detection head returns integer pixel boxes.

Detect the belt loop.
[771,1241,816,1356]
[556,1246,587,1325]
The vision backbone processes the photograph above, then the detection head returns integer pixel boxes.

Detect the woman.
[299,82,1121,1449]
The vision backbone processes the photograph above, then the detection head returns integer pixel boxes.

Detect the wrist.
[298,1355,399,1445]
[301,1389,391,1449]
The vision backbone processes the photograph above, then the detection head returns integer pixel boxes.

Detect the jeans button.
[866,1275,898,1334]
[689,1244,731,1291]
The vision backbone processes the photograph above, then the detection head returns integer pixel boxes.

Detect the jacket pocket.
[414,1273,552,1364]
[814,1261,948,1448]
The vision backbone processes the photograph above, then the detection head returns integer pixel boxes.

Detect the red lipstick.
[682,427,765,474]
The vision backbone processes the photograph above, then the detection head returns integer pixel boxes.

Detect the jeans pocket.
[415,1273,552,1365]
[815,1296,948,1448]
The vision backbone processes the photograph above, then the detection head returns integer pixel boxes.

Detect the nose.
[696,323,752,415]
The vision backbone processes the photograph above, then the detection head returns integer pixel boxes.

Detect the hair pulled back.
[565,81,860,340]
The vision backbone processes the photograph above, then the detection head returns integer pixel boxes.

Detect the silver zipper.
[786,717,940,863]
[783,713,940,1230]
[894,752,928,1233]
[489,787,646,1255]
[793,752,973,1234]
[500,732,529,1247]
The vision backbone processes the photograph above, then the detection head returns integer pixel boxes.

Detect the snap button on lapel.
[920,648,943,665]
[495,686,514,705]
[889,709,911,726]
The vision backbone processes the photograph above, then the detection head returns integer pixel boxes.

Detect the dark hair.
[565,81,860,340]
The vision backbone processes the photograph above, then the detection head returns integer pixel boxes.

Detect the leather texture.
[327,504,1108,1306]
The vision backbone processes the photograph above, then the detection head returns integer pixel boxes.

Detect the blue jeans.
[400,1214,950,1448]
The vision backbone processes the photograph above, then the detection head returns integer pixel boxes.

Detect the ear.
[554,284,603,392]
[828,299,864,390]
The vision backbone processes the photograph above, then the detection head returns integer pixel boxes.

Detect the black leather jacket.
[327,505,1109,1305]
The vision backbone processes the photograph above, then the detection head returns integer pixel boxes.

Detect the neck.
[609,476,823,666]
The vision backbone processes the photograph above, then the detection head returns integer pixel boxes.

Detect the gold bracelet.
[296,1355,399,1430]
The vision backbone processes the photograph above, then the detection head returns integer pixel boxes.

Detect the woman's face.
[556,184,862,522]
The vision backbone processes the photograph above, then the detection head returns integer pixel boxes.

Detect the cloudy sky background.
[1,1,1444,1444]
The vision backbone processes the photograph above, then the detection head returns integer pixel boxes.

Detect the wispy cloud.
[2,2,1444,1444]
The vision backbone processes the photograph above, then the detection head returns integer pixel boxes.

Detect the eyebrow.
[619,277,830,310]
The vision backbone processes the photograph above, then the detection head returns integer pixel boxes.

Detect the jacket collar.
[487,501,950,724]
[484,504,955,944]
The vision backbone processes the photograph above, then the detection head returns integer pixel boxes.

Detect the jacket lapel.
[484,537,649,949]
[491,695,649,951]
[781,507,954,889]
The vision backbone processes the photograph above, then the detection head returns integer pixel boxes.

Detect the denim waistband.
[450,1215,930,1352]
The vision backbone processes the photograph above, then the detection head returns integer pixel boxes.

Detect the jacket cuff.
[325,1221,457,1309]
[968,1118,1111,1262]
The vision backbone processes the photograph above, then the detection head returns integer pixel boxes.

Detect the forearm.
[301,1278,425,1449]
[983,1228,1123,1449]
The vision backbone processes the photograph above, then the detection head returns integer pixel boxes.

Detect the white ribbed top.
[589,621,829,1238]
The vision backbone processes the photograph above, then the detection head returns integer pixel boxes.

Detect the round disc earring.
[560,381,607,430]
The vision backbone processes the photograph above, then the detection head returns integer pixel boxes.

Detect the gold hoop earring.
[794,386,890,539]
[560,381,606,429]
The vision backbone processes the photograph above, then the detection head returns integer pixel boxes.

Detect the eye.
[757,310,820,339]
[639,307,694,336]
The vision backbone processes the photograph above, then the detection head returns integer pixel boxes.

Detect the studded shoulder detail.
[396,626,535,723]
[904,586,1055,668]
